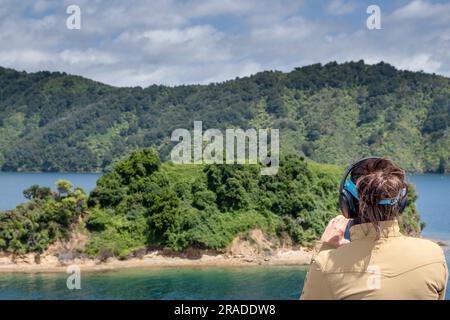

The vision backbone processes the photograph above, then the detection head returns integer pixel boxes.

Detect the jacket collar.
[350,219,402,241]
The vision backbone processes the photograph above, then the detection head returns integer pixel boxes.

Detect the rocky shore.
[0,229,314,273]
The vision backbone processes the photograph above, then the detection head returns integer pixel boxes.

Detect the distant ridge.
[0,60,449,172]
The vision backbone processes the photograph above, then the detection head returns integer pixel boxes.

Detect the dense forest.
[1,61,449,173]
[0,149,421,257]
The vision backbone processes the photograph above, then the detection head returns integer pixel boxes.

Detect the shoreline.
[0,248,314,274]
[0,237,446,274]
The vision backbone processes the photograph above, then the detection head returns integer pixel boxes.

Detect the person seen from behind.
[300,157,448,300]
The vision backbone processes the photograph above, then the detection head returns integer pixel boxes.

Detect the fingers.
[333,215,348,224]
[320,215,350,248]
[336,219,349,231]
[330,215,349,231]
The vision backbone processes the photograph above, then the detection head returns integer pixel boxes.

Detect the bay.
[0,173,448,299]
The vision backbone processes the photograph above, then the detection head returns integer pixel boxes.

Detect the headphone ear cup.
[397,186,408,214]
[338,192,348,217]
[398,194,408,213]
[339,190,358,218]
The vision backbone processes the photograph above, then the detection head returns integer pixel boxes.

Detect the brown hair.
[350,158,407,234]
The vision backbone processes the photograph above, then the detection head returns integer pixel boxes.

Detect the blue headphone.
[338,156,408,218]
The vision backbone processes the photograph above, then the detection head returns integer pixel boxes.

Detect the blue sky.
[0,0,449,87]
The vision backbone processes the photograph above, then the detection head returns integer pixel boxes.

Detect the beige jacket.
[300,220,448,300]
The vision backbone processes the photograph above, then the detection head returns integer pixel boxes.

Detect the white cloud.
[325,0,357,15]
[251,16,318,43]
[0,49,53,67]
[183,0,254,17]
[391,0,450,21]
[365,53,442,74]
[89,61,262,87]
[202,61,262,84]
[117,25,230,63]
[0,0,449,86]
[394,53,442,73]
[59,49,118,66]
[32,0,54,13]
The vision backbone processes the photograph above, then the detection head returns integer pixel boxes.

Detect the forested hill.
[1,60,449,173]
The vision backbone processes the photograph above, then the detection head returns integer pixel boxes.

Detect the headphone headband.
[339,156,408,219]
[339,156,382,195]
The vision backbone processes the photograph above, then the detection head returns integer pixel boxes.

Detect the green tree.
[56,179,73,197]
[23,184,52,200]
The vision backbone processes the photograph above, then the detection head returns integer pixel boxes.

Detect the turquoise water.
[0,267,307,300]
[0,173,448,299]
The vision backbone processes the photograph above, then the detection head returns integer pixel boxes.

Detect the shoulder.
[396,236,446,260]
[313,240,373,273]
[313,236,446,274]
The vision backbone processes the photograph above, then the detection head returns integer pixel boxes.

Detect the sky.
[0,0,449,87]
